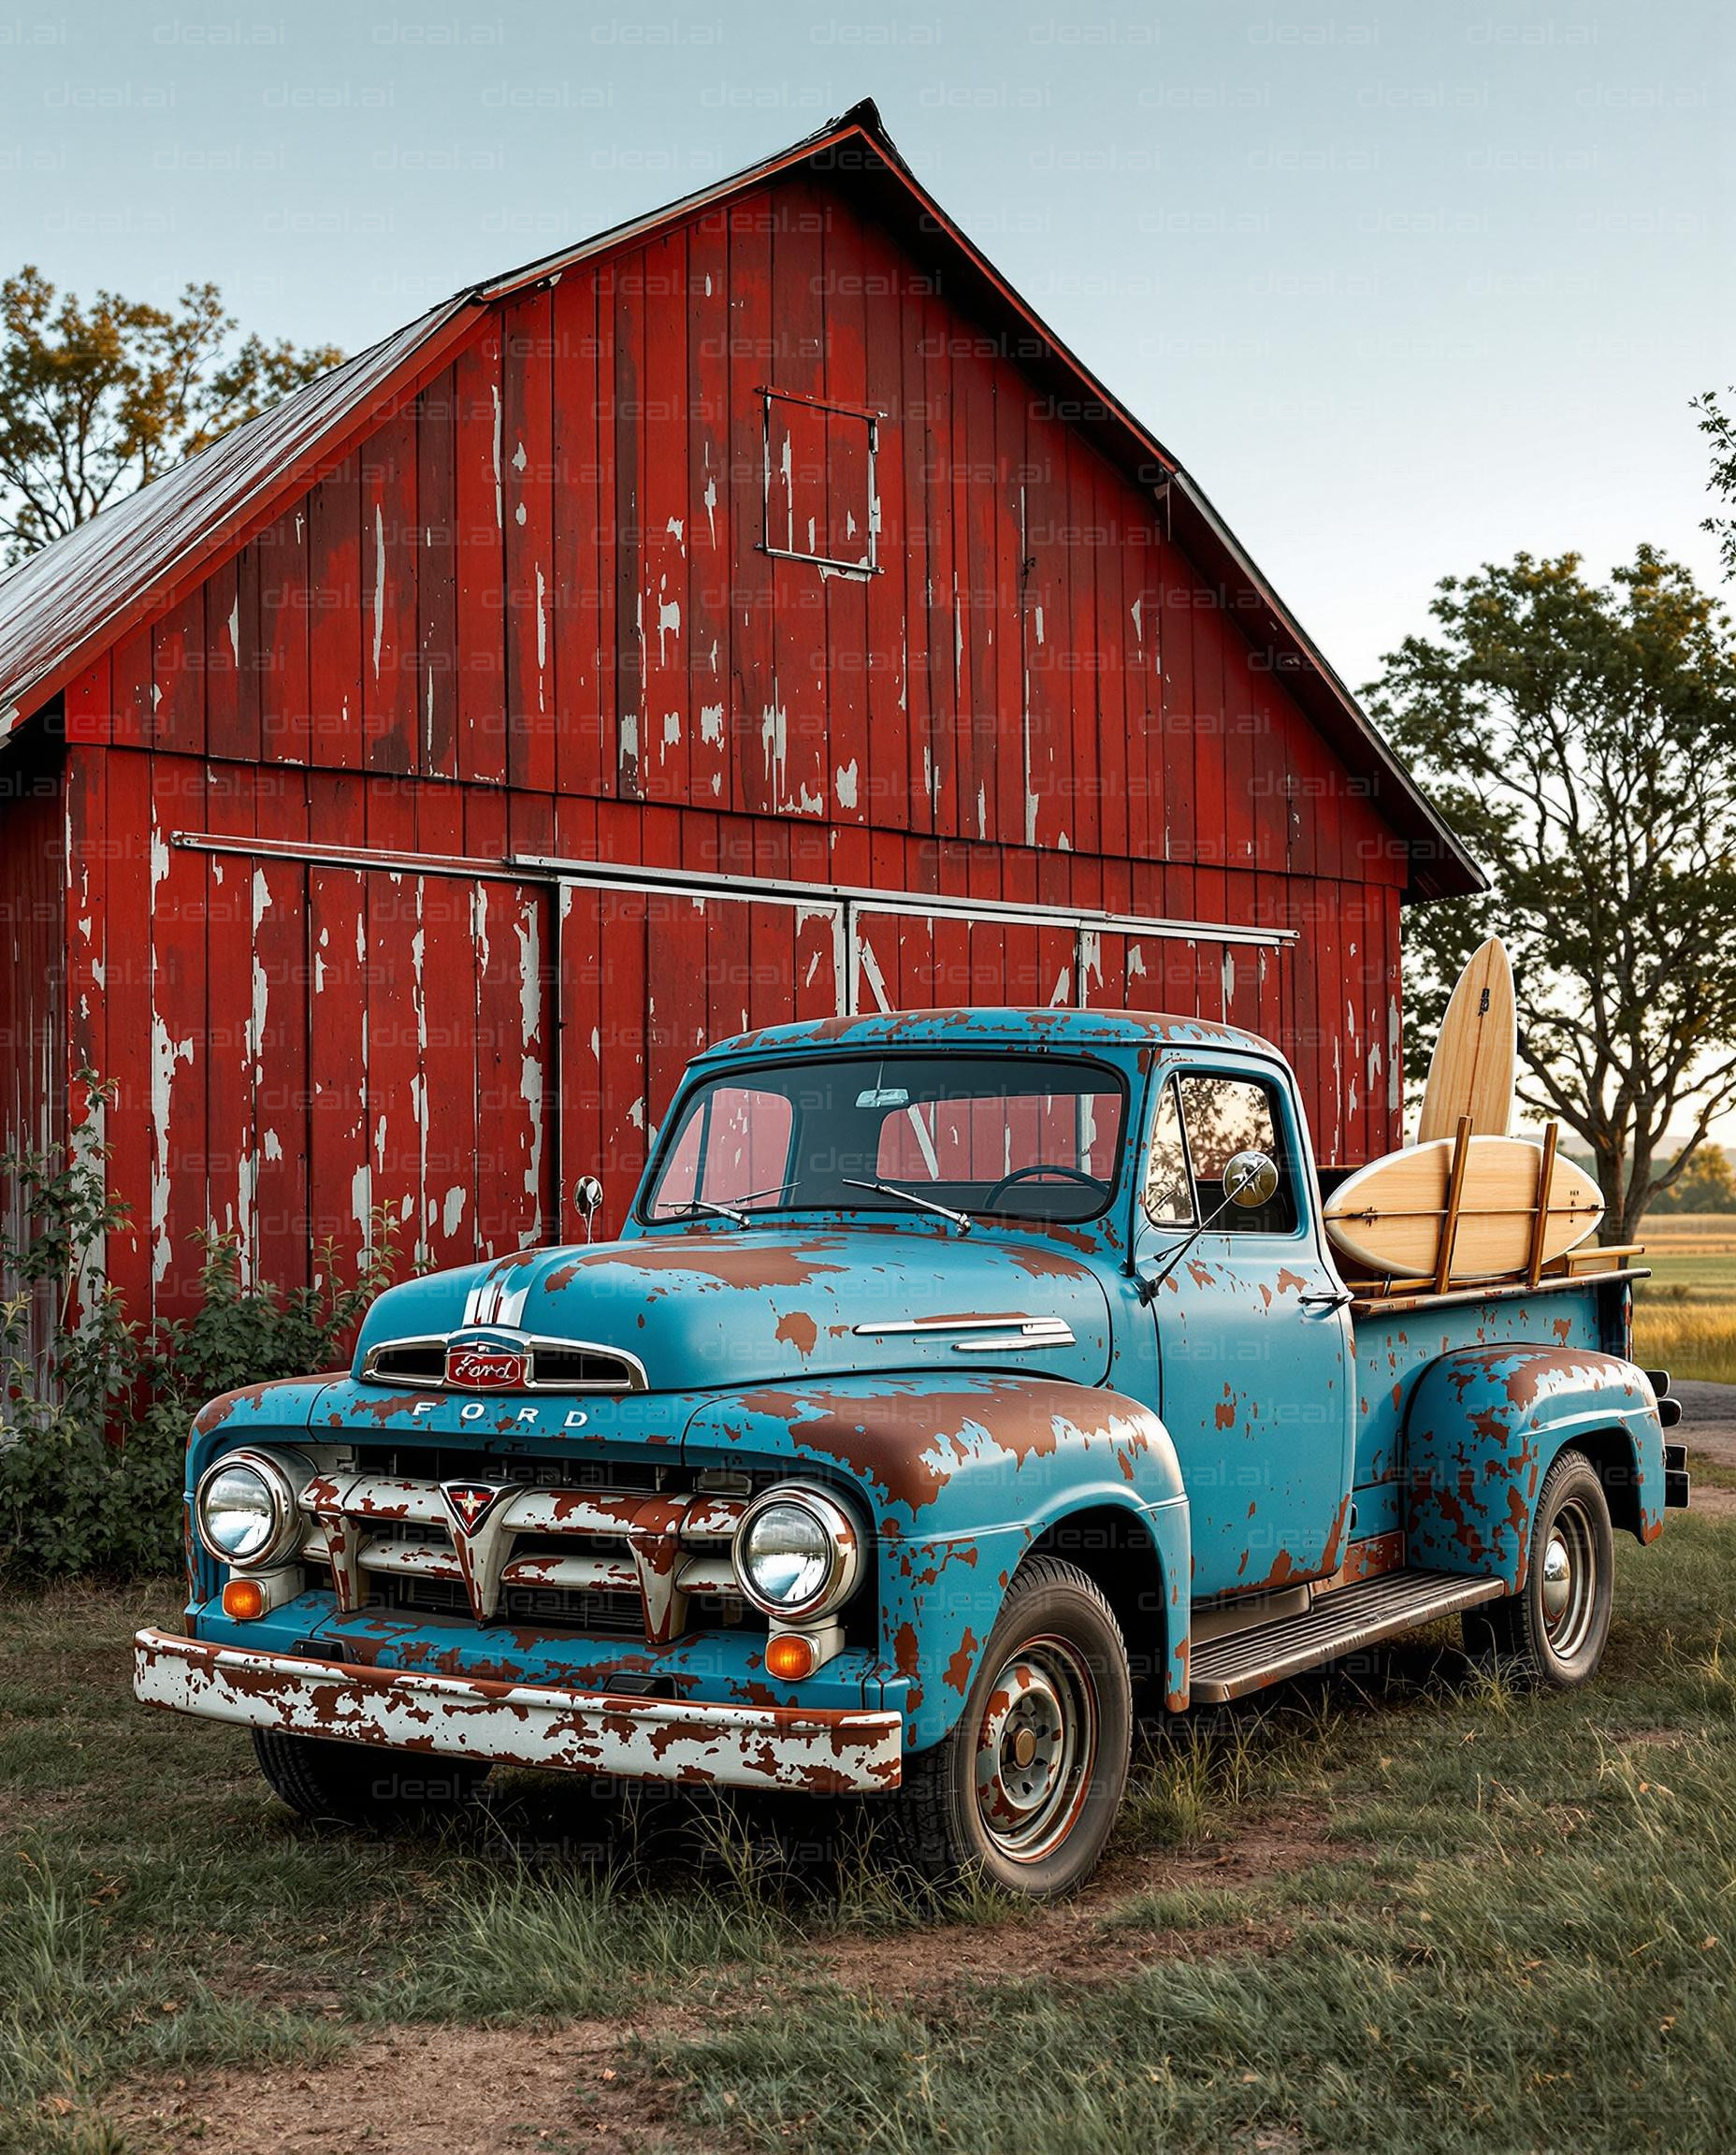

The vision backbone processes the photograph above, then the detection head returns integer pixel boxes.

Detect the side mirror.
[1136,1149,1283,1304]
[1223,1150,1280,1209]
[572,1176,604,1243]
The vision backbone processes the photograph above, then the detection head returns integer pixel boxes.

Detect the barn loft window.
[760,387,881,576]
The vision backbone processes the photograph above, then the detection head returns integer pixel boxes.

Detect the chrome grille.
[298,1464,748,1642]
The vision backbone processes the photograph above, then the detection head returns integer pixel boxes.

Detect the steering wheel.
[982,1164,1111,1211]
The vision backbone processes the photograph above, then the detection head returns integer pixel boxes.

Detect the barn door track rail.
[171,832,1296,1022]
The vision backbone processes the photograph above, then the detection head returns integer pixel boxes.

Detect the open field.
[6,1514,1736,2155]
[1628,1216,1736,1384]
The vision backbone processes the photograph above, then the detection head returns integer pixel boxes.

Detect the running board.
[1189,1569,1506,1703]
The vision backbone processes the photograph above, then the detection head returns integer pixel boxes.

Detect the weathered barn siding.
[0,729,67,1368]
[6,133,1430,1333]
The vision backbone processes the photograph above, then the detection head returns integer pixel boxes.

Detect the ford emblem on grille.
[444,1339,528,1391]
[442,1482,511,1534]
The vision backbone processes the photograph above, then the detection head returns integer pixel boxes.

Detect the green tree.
[0,266,340,564]
[1365,547,1736,1243]
[1648,1144,1736,1214]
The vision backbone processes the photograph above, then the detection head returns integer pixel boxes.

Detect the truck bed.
[1347,1265,1642,1545]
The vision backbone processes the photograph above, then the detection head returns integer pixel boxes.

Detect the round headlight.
[733,1484,862,1623]
[195,1451,297,1569]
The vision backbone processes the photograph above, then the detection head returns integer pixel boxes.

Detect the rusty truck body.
[133,1008,1687,1894]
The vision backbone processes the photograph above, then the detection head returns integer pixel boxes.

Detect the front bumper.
[133,1627,903,1796]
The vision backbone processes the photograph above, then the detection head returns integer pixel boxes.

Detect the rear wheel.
[888,1556,1132,1898]
[252,1729,490,1826]
[1463,1449,1613,1685]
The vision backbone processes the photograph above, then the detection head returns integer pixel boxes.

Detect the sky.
[4,0,1730,691]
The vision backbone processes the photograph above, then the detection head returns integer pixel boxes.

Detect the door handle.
[1298,1289,1354,1310]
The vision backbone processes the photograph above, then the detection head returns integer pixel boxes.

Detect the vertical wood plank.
[307,453,362,773]
[727,197,775,818]
[416,367,459,778]
[258,502,311,773]
[360,403,419,777]
[551,270,609,803]
[640,229,691,806]
[308,863,372,1271]
[613,251,646,803]
[455,320,506,787]
[687,211,732,810]
[503,288,557,796]
[250,853,310,1294]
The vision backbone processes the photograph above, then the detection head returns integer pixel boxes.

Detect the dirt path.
[117,2018,698,2155]
[1672,1381,1736,1517]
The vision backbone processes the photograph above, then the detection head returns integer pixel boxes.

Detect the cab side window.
[1145,1072,1298,1235]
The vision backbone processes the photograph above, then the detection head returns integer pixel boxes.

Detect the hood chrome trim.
[359,1331,649,1394]
[852,1314,1077,1351]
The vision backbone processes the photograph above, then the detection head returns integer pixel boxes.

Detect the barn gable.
[0,101,1481,1328]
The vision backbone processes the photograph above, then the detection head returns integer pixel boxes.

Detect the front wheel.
[253,1728,491,1826]
[888,1555,1133,1898]
[1463,1448,1613,1685]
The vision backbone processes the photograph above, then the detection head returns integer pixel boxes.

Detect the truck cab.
[134,1008,1683,1896]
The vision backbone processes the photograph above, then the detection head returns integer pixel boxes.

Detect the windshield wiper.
[842,1177,974,1235]
[662,1195,750,1228]
[658,1180,802,1230]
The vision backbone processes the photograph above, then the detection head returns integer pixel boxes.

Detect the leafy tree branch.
[0,266,340,565]
[1365,547,1736,1241]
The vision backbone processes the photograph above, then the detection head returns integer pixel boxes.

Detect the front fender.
[181,1378,336,1604]
[683,1374,1190,1747]
[1405,1346,1666,1588]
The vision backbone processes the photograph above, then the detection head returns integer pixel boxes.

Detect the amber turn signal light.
[222,1578,267,1621]
[764,1632,817,1682]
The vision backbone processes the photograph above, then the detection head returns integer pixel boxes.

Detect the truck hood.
[353,1228,1114,1394]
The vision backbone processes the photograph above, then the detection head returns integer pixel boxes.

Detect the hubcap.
[974,1636,1098,1864]
[1539,1497,1598,1659]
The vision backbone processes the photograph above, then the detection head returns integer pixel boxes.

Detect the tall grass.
[380,1847,795,2024]
[1633,1299,1736,1385]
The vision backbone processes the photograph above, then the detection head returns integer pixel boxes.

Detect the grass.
[1628,1215,1736,1383]
[5,1523,1736,2152]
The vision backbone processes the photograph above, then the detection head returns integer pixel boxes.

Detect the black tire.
[888,1555,1133,1899]
[1462,1448,1613,1686]
[252,1728,491,1826]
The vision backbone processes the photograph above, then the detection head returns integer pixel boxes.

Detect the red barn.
[0,102,1479,1340]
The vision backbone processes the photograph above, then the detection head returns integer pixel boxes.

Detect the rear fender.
[684,1375,1191,1747]
[1405,1347,1665,1589]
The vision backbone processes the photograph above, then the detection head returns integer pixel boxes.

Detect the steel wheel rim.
[973,1634,1099,1864]
[1540,1497,1598,1660]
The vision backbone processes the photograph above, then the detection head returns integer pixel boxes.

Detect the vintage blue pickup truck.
[134,1008,1687,1895]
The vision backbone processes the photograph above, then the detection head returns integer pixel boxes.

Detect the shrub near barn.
[0,1075,392,1578]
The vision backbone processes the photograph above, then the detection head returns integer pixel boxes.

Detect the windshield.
[643,1054,1127,1227]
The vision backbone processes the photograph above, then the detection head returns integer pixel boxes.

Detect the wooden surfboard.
[1324,1135,1603,1280]
[1417,938,1516,1144]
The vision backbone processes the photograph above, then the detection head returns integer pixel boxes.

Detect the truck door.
[1136,1063,1355,1600]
